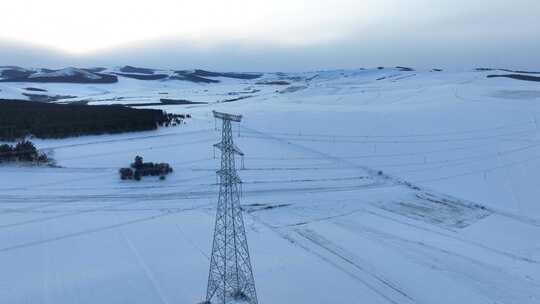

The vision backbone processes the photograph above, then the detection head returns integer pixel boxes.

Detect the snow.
[29,67,102,80]
[1,67,540,303]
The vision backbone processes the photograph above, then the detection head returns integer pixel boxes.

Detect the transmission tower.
[204,111,258,304]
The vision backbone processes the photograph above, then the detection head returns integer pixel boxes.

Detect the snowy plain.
[1,67,540,303]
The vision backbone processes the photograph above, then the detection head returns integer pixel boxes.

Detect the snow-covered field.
[1,68,540,303]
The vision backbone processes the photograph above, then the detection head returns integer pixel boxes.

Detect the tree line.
[0,100,187,141]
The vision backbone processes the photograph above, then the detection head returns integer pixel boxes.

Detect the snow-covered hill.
[1,66,538,104]
[1,66,540,304]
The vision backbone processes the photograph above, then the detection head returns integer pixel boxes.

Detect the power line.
[244,142,491,161]
[0,128,214,157]
[240,127,535,144]
[412,151,540,184]
[241,120,535,139]
[375,140,540,170]
[59,138,215,161]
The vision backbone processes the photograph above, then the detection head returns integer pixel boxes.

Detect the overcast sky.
[0,0,539,71]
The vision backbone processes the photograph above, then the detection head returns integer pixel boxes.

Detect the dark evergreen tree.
[132,156,144,170]
[14,140,38,162]
[0,144,13,162]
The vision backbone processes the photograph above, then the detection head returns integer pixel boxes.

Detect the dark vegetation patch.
[0,71,118,84]
[0,140,51,165]
[113,73,168,80]
[220,95,253,103]
[160,98,207,105]
[189,69,222,77]
[0,67,32,79]
[306,74,319,82]
[273,72,304,82]
[244,203,292,212]
[22,93,76,102]
[82,67,107,73]
[2,66,263,83]
[227,89,260,95]
[476,68,496,71]
[477,67,540,74]
[119,66,156,74]
[376,74,402,81]
[122,99,206,106]
[0,67,118,84]
[0,100,185,141]
[24,87,47,92]
[280,76,305,81]
[171,72,220,83]
[0,66,34,81]
[392,74,417,81]
[69,100,90,105]
[191,69,262,80]
[35,72,117,84]
[487,74,540,82]
[119,156,173,181]
[279,86,308,94]
[396,66,414,71]
[498,69,540,74]
[256,80,291,85]
[377,66,385,70]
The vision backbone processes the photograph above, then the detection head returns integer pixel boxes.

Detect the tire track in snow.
[1,182,392,205]
[270,200,539,265]
[0,207,204,253]
[0,200,142,230]
[295,228,416,304]
[246,212,414,304]
[119,228,170,304]
[357,205,540,264]
[334,219,540,303]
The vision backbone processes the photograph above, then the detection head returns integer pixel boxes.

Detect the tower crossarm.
[213,142,244,156]
[213,110,243,122]
[216,169,242,184]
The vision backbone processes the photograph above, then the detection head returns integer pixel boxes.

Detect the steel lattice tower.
[205,111,258,304]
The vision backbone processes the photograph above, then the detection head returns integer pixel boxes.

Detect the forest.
[0,100,185,141]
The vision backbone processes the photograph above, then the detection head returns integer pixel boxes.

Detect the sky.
[0,0,539,71]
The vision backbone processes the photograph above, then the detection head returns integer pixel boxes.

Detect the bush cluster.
[0,140,49,164]
[162,113,188,127]
[119,156,173,181]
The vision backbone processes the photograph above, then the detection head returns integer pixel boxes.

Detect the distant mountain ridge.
[0,65,263,84]
[1,66,537,104]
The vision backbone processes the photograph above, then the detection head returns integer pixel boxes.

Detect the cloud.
[1,0,539,71]
[0,0,370,53]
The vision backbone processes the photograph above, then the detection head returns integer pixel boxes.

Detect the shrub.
[120,156,173,181]
[119,168,134,180]
[0,144,14,161]
[0,140,50,164]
